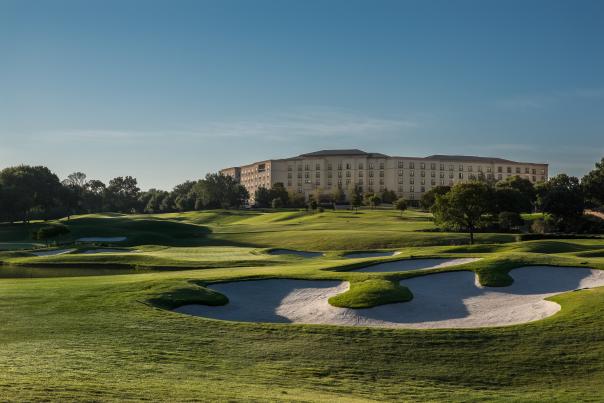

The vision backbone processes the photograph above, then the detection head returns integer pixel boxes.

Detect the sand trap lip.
[31,249,76,256]
[77,237,127,242]
[267,249,324,258]
[350,257,482,272]
[343,251,401,259]
[174,266,604,329]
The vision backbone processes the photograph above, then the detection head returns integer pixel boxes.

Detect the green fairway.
[1,209,604,401]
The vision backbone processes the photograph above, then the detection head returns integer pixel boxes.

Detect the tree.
[33,224,70,246]
[269,183,289,206]
[271,197,284,209]
[380,188,397,204]
[368,195,381,209]
[536,174,585,231]
[106,176,140,213]
[582,157,604,207]
[332,187,346,204]
[0,165,63,222]
[420,186,450,211]
[254,187,271,208]
[394,198,407,217]
[348,186,363,212]
[498,211,524,231]
[432,182,493,244]
[495,176,535,213]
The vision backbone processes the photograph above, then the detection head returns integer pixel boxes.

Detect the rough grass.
[1,209,604,401]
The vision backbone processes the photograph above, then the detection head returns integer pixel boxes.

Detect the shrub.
[33,224,70,244]
[271,197,283,209]
[498,211,524,231]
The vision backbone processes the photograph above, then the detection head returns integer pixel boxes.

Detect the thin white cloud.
[24,107,420,143]
[496,87,604,110]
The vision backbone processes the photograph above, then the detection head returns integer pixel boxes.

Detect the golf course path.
[175,266,604,328]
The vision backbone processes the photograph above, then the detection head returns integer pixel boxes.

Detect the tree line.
[0,157,602,233]
[0,166,248,223]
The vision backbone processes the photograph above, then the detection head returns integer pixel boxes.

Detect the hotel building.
[220,149,548,203]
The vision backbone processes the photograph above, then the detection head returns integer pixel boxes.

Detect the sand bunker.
[351,257,481,272]
[343,251,401,259]
[77,237,127,242]
[268,249,323,258]
[31,249,76,256]
[175,266,604,328]
[80,249,132,254]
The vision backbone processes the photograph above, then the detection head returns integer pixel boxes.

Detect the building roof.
[424,154,547,165]
[298,149,388,158]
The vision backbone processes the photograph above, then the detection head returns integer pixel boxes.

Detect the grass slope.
[1,209,604,401]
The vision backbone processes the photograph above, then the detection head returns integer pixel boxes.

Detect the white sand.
[268,249,324,258]
[77,237,127,242]
[31,249,76,256]
[343,251,401,259]
[175,266,604,328]
[80,249,131,254]
[351,257,481,272]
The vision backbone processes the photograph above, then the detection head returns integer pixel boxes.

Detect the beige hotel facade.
[220,149,548,203]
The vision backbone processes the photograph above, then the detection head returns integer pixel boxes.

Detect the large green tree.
[432,182,493,244]
[420,186,451,210]
[536,174,585,231]
[582,157,604,207]
[495,175,536,213]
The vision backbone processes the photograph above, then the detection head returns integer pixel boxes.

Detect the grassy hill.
[1,208,604,401]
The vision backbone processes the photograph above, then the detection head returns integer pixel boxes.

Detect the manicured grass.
[328,279,412,308]
[1,209,604,401]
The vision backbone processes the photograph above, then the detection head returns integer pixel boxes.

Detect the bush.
[498,211,524,231]
[33,224,70,244]
[271,197,283,209]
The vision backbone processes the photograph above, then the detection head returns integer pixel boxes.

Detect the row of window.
[285,162,546,175]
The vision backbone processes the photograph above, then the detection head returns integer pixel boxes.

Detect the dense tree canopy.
[582,157,604,207]
[536,174,585,231]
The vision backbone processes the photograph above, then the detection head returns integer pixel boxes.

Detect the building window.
[297,172,302,179]
[398,177,404,184]
[398,170,403,176]
[297,187,302,193]
[487,167,492,173]
[431,180,436,186]
[440,172,444,178]
[327,172,332,178]
[315,172,320,178]
[515,167,520,174]
[421,186,425,193]
[346,171,351,177]
[346,163,351,169]
[398,160,404,168]
[358,171,363,177]
[410,185,415,192]
[532,176,536,182]
[440,164,445,171]
[358,163,364,170]
[409,162,414,169]
[327,180,332,186]
[420,162,425,169]
[497,174,502,180]
[298,165,302,171]
[421,171,425,177]
[498,166,502,173]
[369,171,374,177]
[315,163,320,170]
[449,165,454,171]
[338,171,342,178]
[287,165,292,171]
[532,168,536,174]
[305,172,310,179]
[421,178,425,185]
[540,169,545,175]
[338,163,342,170]
[410,178,415,184]
[431,171,436,178]
[327,163,332,170]
[379,162,384,169]
[305,164,310,171]
[459,164,464,171]
[430,163,436,170]
[369,179,374,185]
[315,179,320,185]
[287,173,292,179]
[440,179,445,185]
[507,167,512,173]
[459,172,464,179]
[410,170,415,177]
[379,171,384,177]
[368,162,374,169]
[468,166,473,172]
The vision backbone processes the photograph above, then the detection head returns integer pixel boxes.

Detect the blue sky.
[1,0,603,190]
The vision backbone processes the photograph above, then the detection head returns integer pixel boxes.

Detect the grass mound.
[328,279,412,308]
[148,281,228,309]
